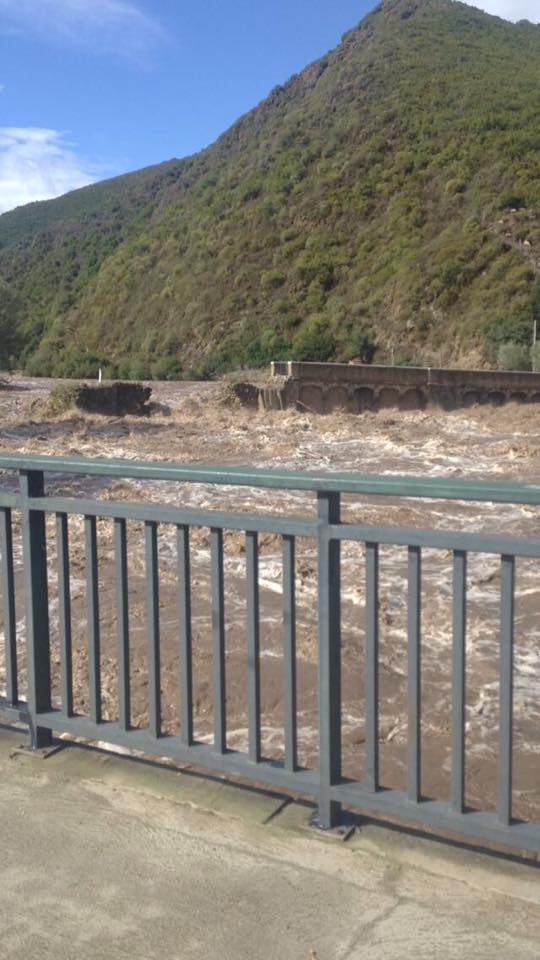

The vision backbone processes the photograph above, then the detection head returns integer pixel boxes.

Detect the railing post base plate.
[11,739,65,760]
[27,720,55,753]
[310,807,355,841]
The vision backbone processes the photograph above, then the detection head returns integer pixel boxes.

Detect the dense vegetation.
[2,0,540,377]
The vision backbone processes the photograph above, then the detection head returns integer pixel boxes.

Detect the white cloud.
[0,128,97,214]
[0,0,164,58]
[469,1,540,22]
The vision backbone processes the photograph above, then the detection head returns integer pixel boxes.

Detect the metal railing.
[0,454,539,855]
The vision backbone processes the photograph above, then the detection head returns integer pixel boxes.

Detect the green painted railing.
[1,452,540,502]
[0,454,538,856]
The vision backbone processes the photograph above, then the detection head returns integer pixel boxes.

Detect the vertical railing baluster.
[451,549,467,813]
[145,521,161,739]
[211,527,226,753]
[364,541,379,792]
[1,508,18,705]
[407,545,421,803]
[498,554,514,825]
[85,515,101,724]
[317,492,342,828]
[282,534,297,772]
[115,518,130,731]
[56,513,73,717]
[246,531,261,762]
[177,524,193,745]
[20,470,52,747]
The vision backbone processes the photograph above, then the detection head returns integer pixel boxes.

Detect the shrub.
[61,352,105,379]
[244,328,291,367]
[445,178,467,195]
[116,358,133,380]
[150,356,181,380]
[292,316,336,362]
[47,384,80,414]
[294,252,337,291]
[260,269,286,291]
[349,326,376,363]
[25,351,53,377]
[531,342,540,372]
[496,342,530,371]
[500,194,526,210]
[129,359,151,380]
[484,313,533,362]
[530,280,540,324]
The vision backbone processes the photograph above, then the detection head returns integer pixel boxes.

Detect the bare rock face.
[49,381,152,416]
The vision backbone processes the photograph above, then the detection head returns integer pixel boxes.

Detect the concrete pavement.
[0,724,539,960]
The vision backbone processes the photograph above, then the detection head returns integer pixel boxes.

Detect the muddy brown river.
[0,376,539,823]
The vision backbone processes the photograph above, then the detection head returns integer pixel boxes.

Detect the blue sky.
[0,0,537,213]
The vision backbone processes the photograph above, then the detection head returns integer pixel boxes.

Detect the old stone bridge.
[236,362,540,414]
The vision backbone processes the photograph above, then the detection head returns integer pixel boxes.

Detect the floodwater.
[0,376,539,821]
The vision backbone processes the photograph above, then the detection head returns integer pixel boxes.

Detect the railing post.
[364,542,379,792]
[451,550,467,813]
[407,545,421,803]
[316,491,342,828]
[498,554,514,825]
[19,470,52,748]
[0,508,18,705]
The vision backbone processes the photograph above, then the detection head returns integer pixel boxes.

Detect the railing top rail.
[1,453,540,504]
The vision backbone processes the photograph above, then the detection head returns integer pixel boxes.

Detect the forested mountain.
[1,0,540,377]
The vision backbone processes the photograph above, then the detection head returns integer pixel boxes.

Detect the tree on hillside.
[484,312,532,363]
[530,280,540,327]
[0,281,20,369]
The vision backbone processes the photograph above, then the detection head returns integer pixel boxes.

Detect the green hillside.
[2,0,540,377]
